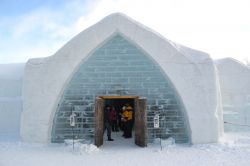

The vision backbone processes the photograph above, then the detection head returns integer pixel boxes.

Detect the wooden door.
[134,98,147,147]
[94,97,104,147]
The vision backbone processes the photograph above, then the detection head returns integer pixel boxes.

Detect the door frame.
[99,96,139,99]
[94,96,147,147]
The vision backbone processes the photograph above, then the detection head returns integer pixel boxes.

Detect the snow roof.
[28,13,210,66]
[0,63,25,80]
[215,58,250,74]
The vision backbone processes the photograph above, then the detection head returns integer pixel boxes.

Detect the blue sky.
[0,0,66,16]
[0,0,250,64]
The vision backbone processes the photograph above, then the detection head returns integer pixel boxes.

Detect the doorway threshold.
[101,131,136,149]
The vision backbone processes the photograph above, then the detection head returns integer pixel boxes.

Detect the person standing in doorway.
[104,105,114,141]
[121,105,127,137]
[110,106,119,132]
[123,104,133,138]
[117,106,124,131]
[126,105,134,138]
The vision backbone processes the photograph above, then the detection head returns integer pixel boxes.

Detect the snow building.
[15,13,224,146]
[216,58,250,132]
[0,63,25,138]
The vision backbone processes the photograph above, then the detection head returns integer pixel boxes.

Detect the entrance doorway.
[94,96,147,147]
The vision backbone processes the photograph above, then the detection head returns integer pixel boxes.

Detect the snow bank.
[0,133,250,166]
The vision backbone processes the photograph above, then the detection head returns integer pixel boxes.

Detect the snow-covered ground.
[0,132,250,166]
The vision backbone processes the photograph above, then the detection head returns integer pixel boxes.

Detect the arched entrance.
[51,34,190,144]
[94,96,147,147]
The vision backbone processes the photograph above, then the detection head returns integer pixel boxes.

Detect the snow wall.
[216,58,250,132]
[0,63,25,137]
[21,13,222,144]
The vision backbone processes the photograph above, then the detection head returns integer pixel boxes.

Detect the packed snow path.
[0,133,250,166]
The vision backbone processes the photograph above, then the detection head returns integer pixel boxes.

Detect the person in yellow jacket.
[123,105,133,138]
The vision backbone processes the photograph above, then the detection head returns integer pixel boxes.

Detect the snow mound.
[78,144,99,154]
[220,132,250,148]
[64,139,99,155]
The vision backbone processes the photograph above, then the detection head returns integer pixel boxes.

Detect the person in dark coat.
[110,107,119,132]
[104,105,114,141]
